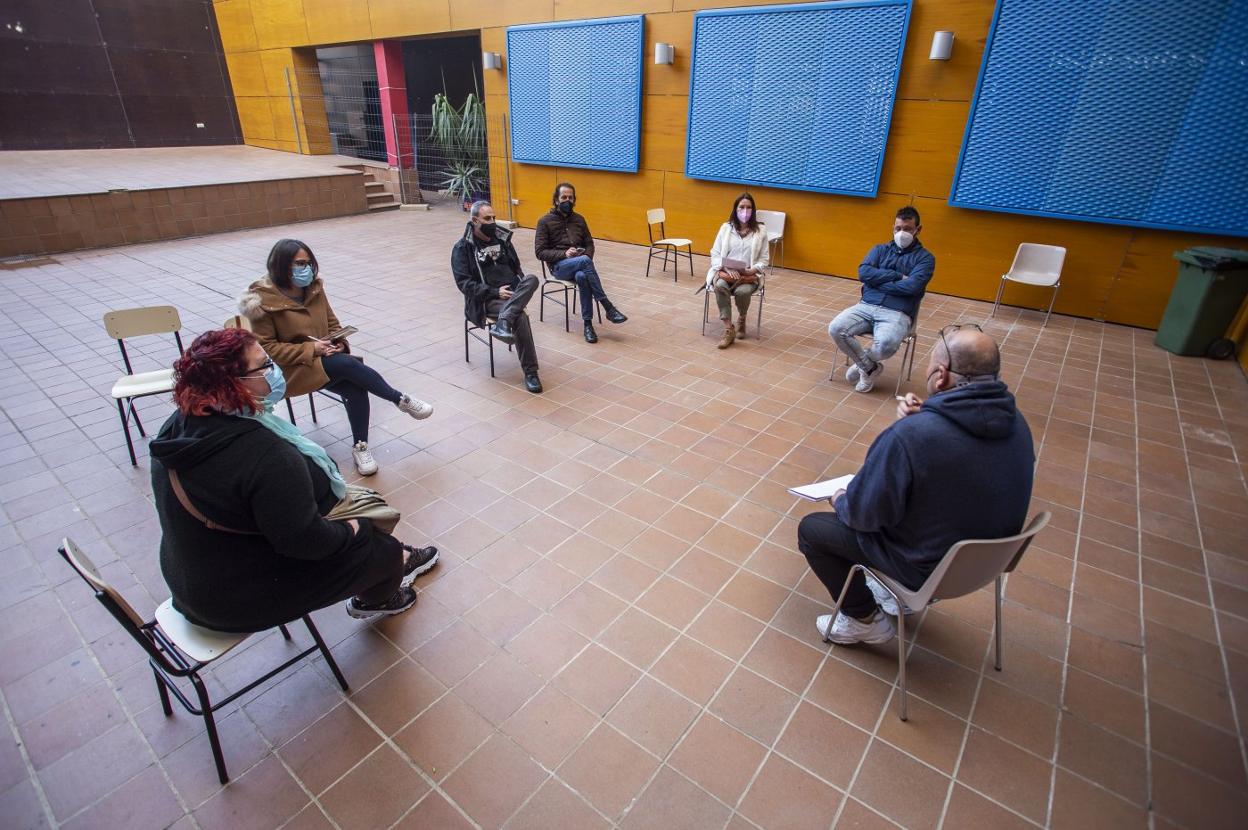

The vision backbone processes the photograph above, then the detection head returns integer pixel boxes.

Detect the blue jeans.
[552,255,607,321]
[828,302,912,374]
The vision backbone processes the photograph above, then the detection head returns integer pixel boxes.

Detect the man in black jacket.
[451,200,542,393]
[534,182,627,343]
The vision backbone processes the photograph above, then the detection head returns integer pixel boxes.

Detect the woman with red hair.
[149,328,437,631]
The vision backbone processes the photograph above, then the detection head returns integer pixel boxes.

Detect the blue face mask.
[291,264,314,287]
[262,361,286,408]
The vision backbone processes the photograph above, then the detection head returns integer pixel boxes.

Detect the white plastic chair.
[645,208,694,281]
[822,512,1051,721]
[756,209,786,269]
[104,306,183,466]
[991,244,1065,326]
[58,537,348,783]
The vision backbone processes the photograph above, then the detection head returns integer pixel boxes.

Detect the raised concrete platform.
[0,146,379,258]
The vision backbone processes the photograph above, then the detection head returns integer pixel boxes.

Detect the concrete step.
[367,201,401,212]
[365,191,394,202]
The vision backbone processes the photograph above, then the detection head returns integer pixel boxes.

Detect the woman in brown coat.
[239,238,432,476]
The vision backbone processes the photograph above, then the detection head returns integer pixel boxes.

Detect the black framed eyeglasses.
[238,358,274,378]
[935,322,996,381]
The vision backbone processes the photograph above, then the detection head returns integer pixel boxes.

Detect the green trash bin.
[1154,247,1248,357]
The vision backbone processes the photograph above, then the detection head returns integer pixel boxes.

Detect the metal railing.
[284,66,512,213]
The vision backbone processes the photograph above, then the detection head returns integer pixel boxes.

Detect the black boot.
[524,373,543,393]
[603,303,628,324]
[489,317,516,345]
[583,321,598,343]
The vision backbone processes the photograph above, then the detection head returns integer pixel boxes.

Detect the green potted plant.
[429,90,488,210]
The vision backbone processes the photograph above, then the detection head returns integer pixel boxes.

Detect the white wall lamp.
[929,31,954,61]
[483,51,502,70]
[654,43,675,65]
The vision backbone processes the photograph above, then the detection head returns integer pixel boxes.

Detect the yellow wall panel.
[224,52,268,97]
[235,96,277,141]
[897,0,992,102]
[640,94,686,173]
[250,0,309,49]
[451,0,554,31]
[369,0,453,37]
[259,48,298,96]
[215,0,259,53]
[673,0,820,10]
[509,164,561,231]
[554,0,673,20]
[303,0,373,45]
[643,12,692,96]
[1103,229,1239,329]
[877,99,968,201]
[481,28,508,98]
[555,167,666,247]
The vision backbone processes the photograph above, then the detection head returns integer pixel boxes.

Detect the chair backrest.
[104,306,181,341]
[1008,244,1065,284]
[756,209,786,238]
[646,208,666,226]
[902,512,1051,607]
[59,538,146,630]
[223,314,254,332]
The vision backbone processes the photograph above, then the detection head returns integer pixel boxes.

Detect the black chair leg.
[286,397,297,425]
[464,321,471,363]
[117,399,137,466]
[304,615,349,692]
[152,664,173,716]
[131,402,147,438]
[190,672,229,784]
[278,624,292,641]
[488,333,496,378]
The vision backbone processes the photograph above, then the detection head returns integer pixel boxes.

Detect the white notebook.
[788,474,855,502]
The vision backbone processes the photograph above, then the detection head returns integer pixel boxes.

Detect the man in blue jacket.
[830,206,935,393]
[798,325,1034,644]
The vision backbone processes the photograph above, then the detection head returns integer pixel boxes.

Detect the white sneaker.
[816,610,897,645]
[854,363,884,393]
[845,364,861,383]
[396,394,433,420]
[352,441,378,476]
[864,572,903,616]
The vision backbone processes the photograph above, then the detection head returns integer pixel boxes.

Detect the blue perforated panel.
[950,0,1248,237]
[507,16,644,172]
[685,1,911,198]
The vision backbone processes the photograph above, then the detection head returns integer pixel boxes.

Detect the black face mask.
[478,221,498,240]
[557,200,573,216]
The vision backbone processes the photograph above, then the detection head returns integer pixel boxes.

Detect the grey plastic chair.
[822,512,1051,720]
[990,243,1065,327]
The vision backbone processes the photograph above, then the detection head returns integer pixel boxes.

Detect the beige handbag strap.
[167,468,259,535]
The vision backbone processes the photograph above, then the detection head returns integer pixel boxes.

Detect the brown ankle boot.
[717,326,735,349]
[736,316,747,339]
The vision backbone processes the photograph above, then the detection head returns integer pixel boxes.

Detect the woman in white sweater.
[706,193,769,348]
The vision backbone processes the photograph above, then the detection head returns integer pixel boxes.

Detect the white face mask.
[894,230,915,249]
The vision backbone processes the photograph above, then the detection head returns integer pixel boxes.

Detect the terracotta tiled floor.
[1,207,1246,829]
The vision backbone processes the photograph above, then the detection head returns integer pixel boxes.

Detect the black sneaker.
[346,586,417,620]
[401,544,439,586]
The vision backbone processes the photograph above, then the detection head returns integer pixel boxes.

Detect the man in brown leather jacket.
[534,182,628,343]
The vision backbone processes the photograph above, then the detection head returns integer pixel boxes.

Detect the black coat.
[451,221,525,327]
[150,411,386,632]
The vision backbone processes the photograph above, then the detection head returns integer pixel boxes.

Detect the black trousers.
[797,512,880,618]
[321,353,402,444]
[485,274,540,374]
[327,530,403,605]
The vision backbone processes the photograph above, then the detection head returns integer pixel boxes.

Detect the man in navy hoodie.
[830,206,935,393]
[798,325,1034,644]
